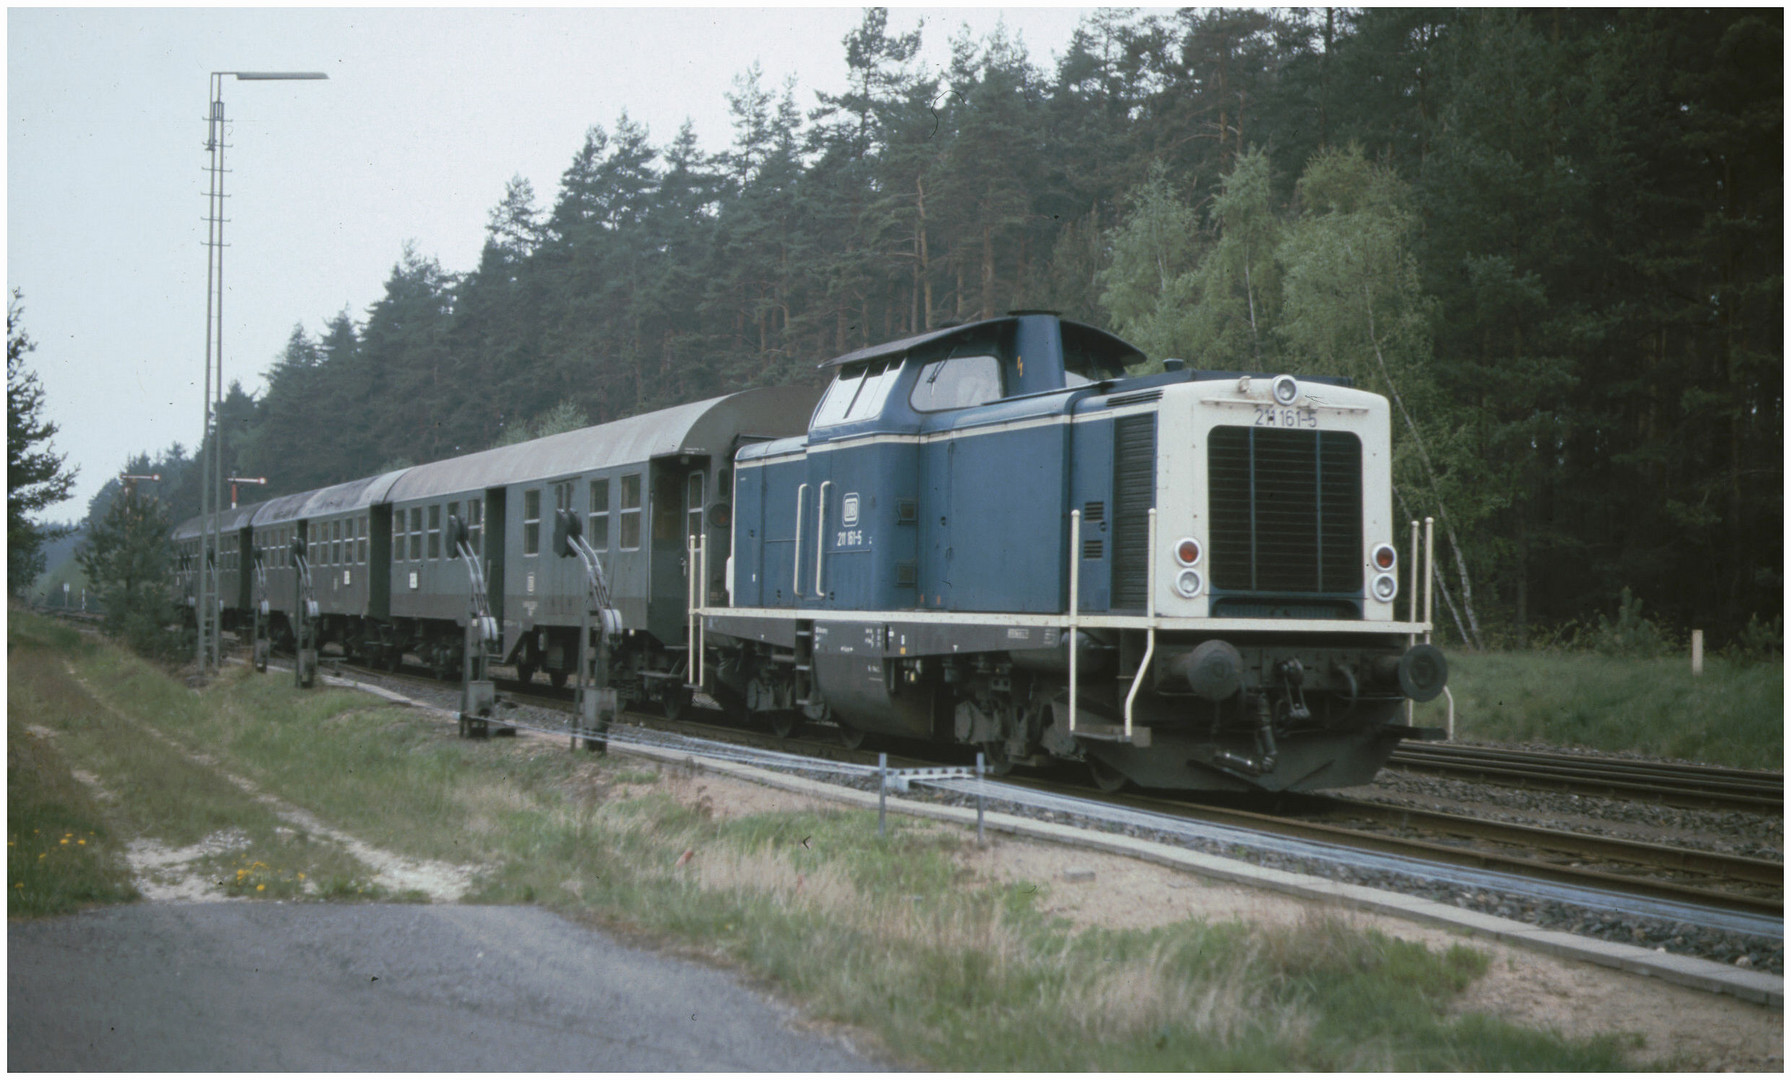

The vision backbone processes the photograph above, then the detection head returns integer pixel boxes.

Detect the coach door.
[368,504,393,619]
[646,454,709,641]
[483,488,506,638]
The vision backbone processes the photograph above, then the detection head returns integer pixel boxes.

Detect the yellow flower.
[256,884,265,892]
[37,854,45,860]
[77,839,86,846]
[59,839,68,845]
[297,873,306,880]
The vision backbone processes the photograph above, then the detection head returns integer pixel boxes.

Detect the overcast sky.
[8,5,1101,520]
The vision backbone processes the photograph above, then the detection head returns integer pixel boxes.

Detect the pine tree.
[8,289,77,593]
[76,485,175,655]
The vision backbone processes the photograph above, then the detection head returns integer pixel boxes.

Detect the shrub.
[1726,613,1782,666]
[1583,587,1672,659]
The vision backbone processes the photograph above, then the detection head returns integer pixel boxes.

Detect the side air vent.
[1111,414,1157,609]
[894,561,918,587]
[1107,390,1163,409]
[1082,540,1104,560]
[1082,501,1105,523]
[1208,426,1362,595]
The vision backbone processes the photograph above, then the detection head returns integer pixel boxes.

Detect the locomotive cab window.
[522,489,541,556]
[910,354,1003,412]
[588,479,610,551]
[814,360,900,428]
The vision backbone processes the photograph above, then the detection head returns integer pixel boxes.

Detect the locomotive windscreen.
[1207,426,1362,596]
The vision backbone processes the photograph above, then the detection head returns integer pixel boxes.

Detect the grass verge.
[9,610,1642,1069]
[1413,650,1782,769]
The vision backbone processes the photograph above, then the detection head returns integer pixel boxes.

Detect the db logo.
[842,493,860,526]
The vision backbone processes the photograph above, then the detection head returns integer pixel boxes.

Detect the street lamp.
[198,70,327,675]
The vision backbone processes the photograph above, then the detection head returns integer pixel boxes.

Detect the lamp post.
[197,70,326,675]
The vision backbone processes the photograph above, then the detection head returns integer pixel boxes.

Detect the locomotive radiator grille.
[1207,426,1362,595]
[1110,414,1157,609]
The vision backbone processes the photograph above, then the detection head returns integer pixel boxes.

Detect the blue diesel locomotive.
[176,313,1446,792]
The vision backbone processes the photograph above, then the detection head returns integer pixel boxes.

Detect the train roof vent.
[1106,389,1162,408]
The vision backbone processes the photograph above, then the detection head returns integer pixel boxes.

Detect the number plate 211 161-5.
[1253,405,1318,428]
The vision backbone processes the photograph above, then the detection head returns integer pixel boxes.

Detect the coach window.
[588,479,610,551]
[393,515,405,562]
[358,516,368,563]
[447,501,461,555]
[910,354,1002,412]
[409,507,423,561]
[523,488,541,556]
[619,474,642,550]
[468,498,483,556]
[685,472,704,545]
[334,521,345,565]
[428,505,442,559]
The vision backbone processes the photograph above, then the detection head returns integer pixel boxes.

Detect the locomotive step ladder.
[556,510,623,752]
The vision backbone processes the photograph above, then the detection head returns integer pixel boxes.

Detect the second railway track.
[1387,742,1783,814]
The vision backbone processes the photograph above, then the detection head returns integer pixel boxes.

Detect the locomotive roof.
[818,315,1146,371]
[383,384,819,502]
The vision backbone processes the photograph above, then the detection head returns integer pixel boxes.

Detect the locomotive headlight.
[1371,573,1398,603]
[1174,537,1202,566]
[1271,374,1300,405]
[1371,543,1397,573]
[1175,569,1204,598]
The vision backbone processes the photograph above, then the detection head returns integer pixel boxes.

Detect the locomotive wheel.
[981,742,1014,777]
[1088,757,1128,793]
[550,670,569,690]
[662,685,692,722]
[516,663,537,685]
[835,722,866,750]
[769,710,803,740]
[384,647,404,672]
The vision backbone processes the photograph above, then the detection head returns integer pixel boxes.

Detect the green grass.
[7,609,1647,1069]
[1413,649,1783,769]
[8,613,391,903]
[6,716,140,916]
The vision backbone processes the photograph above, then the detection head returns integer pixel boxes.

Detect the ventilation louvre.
[1111,415,1157,609]
[1208,426,1362,596]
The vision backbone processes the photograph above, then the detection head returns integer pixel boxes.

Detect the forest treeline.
[99,8,1779,647]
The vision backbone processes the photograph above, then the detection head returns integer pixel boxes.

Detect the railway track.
[1387,742,1783,814]
[342,659,1782,928]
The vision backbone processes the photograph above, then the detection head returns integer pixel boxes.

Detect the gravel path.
[8,902,880,1071]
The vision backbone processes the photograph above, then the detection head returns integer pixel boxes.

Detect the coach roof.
[382,385,820,503]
